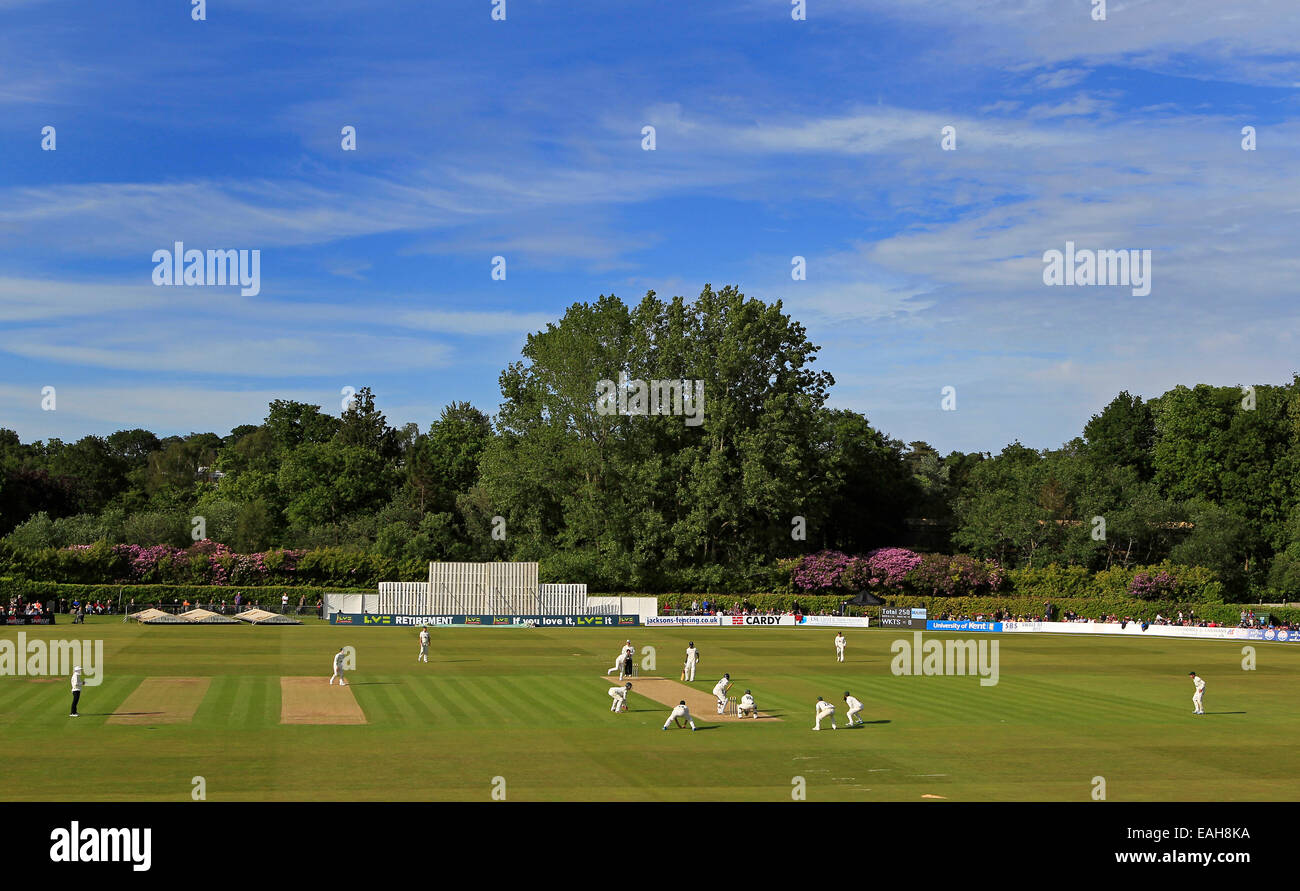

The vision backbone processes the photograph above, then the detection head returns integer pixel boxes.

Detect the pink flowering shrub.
[857,547,923,587]
[65,542,304,586]
[1129,569,1177,600]
[905,553,1004,597]
[791,550,855,592]
[793,548,1003,597]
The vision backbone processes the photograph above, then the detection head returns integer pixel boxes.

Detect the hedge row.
[1,579,368,610]
[652,592,1300,626]
[0,541,425,589]
[0,539,1233,603]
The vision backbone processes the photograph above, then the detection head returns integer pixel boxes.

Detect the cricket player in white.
[70,667,83,717]
[814,696,836,730]
[843,691,864,726]
[330,647,348,685]
[834,633,846,663]
[418,627,430,663]
[684,642,699,681]
[712,673,732,713]
[606,640,635,675]
[1189,671,1205,715]
[662,700,697,730]
[609,682,631,712]
[737,689,758,719]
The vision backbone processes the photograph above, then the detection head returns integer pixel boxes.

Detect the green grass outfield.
[2,618,1298,802]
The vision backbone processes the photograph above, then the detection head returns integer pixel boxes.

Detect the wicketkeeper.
[737,689,758,719]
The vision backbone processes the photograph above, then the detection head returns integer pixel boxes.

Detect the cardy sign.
[720,615,795,626]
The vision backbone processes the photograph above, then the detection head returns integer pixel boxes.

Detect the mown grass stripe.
[354,676,401,725]
[387,675,438,725]
[420,678,472,723]
[426,678,475,723]
[489,675,556,723]
[402,677,457,726]
[456,676,522,725]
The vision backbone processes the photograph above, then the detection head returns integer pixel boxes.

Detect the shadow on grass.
[86,711,164,717]
[857,719,891,725]
[1201,711,1246,715]
[348,682,401,686]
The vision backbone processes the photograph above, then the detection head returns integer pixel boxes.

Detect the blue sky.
[2,0,1299,453]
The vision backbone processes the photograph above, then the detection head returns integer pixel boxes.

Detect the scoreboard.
[879,607,927,629]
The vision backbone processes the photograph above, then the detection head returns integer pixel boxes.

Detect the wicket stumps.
[722,696,737,716]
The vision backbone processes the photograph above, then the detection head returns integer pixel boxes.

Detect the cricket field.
[2,619,1297,802]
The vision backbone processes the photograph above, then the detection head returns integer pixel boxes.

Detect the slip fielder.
[1189,671,1205,715]
[662,700,697,731]
[417,626,430,663]
[814,696,836,730]
[609,682,631,712]
[329,647,348,685]
[712,673,732,714]
[834,632,846,663]
[843,690,864,726]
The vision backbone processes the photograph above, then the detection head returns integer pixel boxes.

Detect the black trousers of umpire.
[70,690,80,715]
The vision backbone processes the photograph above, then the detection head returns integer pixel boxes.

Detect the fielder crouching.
[736,689,758,719]
[609,682,631,712]
[663,700,697,731]
[814,696,836,730]
[843,691,864,726]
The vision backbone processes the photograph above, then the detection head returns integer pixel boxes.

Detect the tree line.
[2,285,1298,597]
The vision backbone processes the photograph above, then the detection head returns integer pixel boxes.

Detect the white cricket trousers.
[685,661,697,681]
[664,711,696,730]
[1193,691,1204,714]
[330,669,346,685]
[846,705,862,724]
[815,705,836,730]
